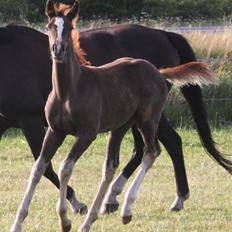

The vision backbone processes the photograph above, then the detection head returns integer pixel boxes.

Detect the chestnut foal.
[11,1,217,232]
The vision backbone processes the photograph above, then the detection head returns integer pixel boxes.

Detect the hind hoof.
[78,224,90,232]
[122,215,132,225]
[170,205,183,212]
[169,195,188,212]
[78,204,88,215]
[73,204,88,215]
[101,202,119,214]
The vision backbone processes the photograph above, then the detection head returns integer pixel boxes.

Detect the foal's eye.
[46,23,51,29]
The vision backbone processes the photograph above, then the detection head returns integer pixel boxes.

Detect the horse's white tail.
[160,61,218,87]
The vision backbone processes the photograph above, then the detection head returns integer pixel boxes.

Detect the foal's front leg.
[79,125,130,232]
[57,131,96,232]
[11,128,65,232]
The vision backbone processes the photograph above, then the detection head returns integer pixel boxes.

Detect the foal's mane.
[56,3,90,66]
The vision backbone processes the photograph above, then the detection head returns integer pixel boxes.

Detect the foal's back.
[79,58,168,133]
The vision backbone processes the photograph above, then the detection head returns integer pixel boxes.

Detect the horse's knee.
[103,161,118,182]
[142,151,157,170]
[30,159,46,183]
[58,160,74,181]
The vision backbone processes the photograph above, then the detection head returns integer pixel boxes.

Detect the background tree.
[0,0,231,22]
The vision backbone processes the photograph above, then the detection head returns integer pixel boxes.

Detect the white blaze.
[54,17,64,53]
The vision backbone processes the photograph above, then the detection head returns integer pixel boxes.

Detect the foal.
[11,1,217,232]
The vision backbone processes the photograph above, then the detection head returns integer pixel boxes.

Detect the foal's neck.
[52,40,81,101]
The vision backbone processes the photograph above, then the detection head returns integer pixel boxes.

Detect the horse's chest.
[46,98,81,135]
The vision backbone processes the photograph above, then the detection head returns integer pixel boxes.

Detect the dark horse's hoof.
[78,205,88,215]
[101,203,119,214]
[170,205,183,212]
[122,215,132,225]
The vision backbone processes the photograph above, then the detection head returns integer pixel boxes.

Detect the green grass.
[1,128,232,231]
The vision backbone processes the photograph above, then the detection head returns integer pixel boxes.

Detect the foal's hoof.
[62,222,72,232]
[78,224,90,232]
[122,215,132,225]
[73,204,88,215]
[101,202,119,214]
[170,204,183,212]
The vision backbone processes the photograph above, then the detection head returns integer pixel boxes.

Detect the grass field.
[1,127,232,232]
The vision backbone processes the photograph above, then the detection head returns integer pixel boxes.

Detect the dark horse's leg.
[157,115,189,210]
[101,124,144,214]
[18,116,87,214]
[101,114,189,213]
[0,116,9,140]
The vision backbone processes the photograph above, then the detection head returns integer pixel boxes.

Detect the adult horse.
[0,9,231,213]
[11,1,217,231]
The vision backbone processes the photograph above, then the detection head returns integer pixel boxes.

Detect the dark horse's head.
[46,0,80,63]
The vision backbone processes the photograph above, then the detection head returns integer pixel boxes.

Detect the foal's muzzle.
[51,43,66,62]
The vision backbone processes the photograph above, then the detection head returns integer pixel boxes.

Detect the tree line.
[0,0,232,22]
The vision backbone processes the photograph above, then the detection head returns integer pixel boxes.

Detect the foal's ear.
[45,0,56,19]
[67,0,80,21]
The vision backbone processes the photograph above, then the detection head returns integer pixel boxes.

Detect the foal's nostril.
[52,43,65,56]
[52,44,57,53]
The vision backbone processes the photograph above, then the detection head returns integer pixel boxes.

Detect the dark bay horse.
[1,8,232,213]
[11,1,218,231]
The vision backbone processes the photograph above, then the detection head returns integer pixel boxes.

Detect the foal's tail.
[161,62,232,174]
[160,61,218,87]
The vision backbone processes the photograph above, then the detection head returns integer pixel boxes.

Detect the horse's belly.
[99,99,137,132]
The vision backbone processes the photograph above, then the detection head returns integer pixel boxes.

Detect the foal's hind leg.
[18,116,85,214]
[79,123,131,232]
[101,125,143,214]
[121,120,161,225]
[103,114,190,213]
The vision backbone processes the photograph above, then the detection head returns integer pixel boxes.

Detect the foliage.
[0,0,232,22]
[0,0,44,22]
[164,29,232,128]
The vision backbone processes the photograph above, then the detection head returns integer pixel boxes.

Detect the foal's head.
[46,0,80,63]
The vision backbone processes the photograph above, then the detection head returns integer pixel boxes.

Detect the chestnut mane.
[56,3,90,65]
